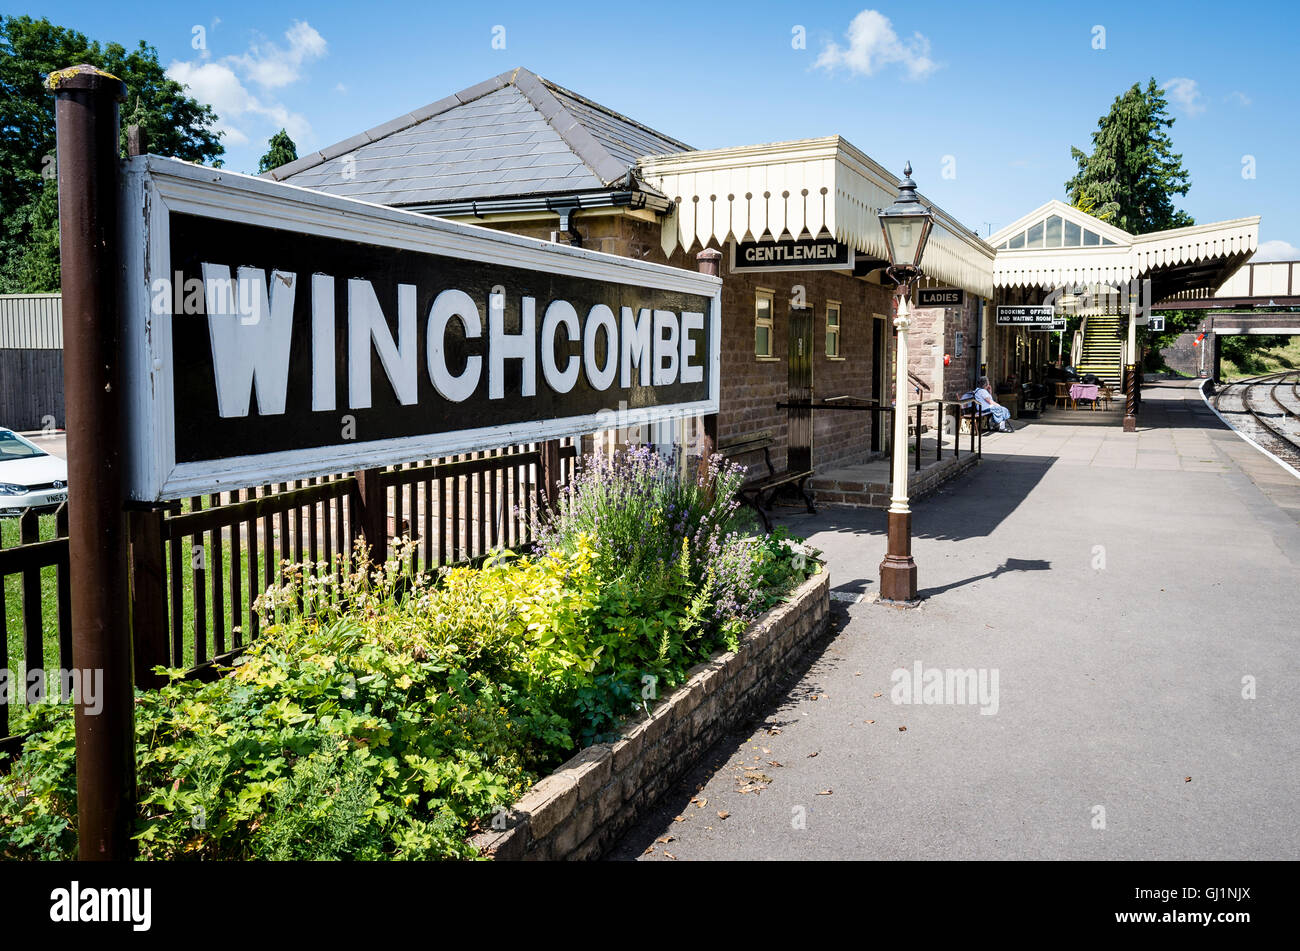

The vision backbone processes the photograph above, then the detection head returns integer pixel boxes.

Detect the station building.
[271,67,1259,494]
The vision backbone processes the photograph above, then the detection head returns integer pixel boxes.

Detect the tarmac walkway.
[611,379,1300,860]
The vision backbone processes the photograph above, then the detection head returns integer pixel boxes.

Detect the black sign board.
[996,305,1056,326]
[730,235,854,272]
[916,287,965,307]
[121,158,721,500]
[1148,316,1166,332]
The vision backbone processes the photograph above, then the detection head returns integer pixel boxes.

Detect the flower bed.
[473,570,830,860]
[0,448,821,860]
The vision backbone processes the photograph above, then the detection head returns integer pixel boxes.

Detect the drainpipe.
[552,205,582,248]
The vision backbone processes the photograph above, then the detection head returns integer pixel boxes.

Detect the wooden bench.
[718,431,815,533]
[958,393,997,434]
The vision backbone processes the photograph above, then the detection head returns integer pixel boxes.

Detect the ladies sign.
[120,157,720,500]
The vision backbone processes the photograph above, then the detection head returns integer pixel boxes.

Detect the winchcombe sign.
[120,157,721,500]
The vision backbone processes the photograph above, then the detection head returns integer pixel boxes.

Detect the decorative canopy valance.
[989,200,1259,295]
[639,136,997,298]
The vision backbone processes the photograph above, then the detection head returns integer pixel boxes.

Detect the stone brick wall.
[1162,331,1207,377]
[471,570,831,860]
[482,213,894,473]
[904,293,982,432]
[813,451,979,508]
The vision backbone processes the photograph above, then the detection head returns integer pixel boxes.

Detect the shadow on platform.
[912,453,1056,541]
[774,452,1057,543]
[917,556,1052,600]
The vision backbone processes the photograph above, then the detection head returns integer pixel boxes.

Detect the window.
[1045,215,1063,247]
[755,288,774,357]
[1082,228,1100,246]
[825,300,841,357]
[1064,220,1081,246]
[1008,231,1026,250]
[1026,221,1044,248]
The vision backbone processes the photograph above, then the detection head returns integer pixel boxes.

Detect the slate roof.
[272,67,692,208]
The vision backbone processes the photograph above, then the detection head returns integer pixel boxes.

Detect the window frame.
[825,299,842,358]
[754,287,775,358]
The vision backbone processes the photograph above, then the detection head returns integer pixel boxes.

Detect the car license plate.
[47,493,67,503]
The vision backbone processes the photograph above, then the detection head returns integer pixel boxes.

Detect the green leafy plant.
[1,452,822,861]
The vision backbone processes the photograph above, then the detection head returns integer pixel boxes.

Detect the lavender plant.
[534,446,764,629]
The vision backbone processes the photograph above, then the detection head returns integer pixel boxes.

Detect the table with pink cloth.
[1069,383,1099,405]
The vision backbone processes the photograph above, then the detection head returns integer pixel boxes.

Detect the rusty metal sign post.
[48,65,137,859]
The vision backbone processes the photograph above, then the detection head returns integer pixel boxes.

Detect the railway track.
[1212,370,1300,465]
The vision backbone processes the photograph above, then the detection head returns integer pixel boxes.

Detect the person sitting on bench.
[974,376,1014,433]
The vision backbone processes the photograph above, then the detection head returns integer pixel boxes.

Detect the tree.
[1066,79,1193,235]
[0,15,225,292]
[257,129,298,174]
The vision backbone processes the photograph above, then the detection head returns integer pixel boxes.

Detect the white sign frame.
[119,157,722,501]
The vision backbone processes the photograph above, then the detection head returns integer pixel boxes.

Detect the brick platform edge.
[812,452,978,508]
[471,570,831,861]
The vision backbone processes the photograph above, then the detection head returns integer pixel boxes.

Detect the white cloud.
[815,10,937,81]
[1252,239,1300,262]
[167,20,325,154]
[231,21,326,89]
[1163,77,1205,116]
[1227,90,1252,107]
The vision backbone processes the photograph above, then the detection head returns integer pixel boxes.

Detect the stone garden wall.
[472,570,831,860]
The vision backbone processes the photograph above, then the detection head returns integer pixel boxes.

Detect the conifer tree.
[257,129,299,174]
[1066,79,1193,235]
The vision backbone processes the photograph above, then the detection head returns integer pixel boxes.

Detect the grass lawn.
[3,511,276,713]
[1219,335,1300,380]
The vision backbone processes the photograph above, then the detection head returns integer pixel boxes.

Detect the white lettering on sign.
[653,309,679,386]
[202,264,296,418]
[743,244,837,262]
[680,311,705,384]
[583,303,617,390]
[541,299,580,394]
[348,279,418,409]
[311,274,336,411]
[620,306,652,387]
[197,267,708,418]
[490,294,536,399]
[426,289,482,402]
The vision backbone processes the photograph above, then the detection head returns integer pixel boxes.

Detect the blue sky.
[12,0,1299,255]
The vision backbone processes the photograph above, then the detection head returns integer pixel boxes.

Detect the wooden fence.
[0,438,576,754]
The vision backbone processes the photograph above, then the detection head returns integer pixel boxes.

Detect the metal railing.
[775,394,983,482]
[901,398,983,477]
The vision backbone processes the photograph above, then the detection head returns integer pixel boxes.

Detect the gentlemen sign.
[730,235,854,272]
[996,305,1056,326]
[917,287,965,307]
[120,157,721,500]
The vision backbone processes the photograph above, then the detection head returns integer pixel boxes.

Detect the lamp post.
[877,163,934,605]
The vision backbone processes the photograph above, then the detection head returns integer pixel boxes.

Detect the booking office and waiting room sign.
[118,157,721,501]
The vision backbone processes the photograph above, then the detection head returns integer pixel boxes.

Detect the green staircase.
[1077,314,1124,387]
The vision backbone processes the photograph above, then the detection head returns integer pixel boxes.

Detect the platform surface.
[613,379,1300,860]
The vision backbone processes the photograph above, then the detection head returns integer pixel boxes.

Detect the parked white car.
[0,428,68,517]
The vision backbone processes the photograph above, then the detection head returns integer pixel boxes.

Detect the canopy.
[640,136,997,297]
